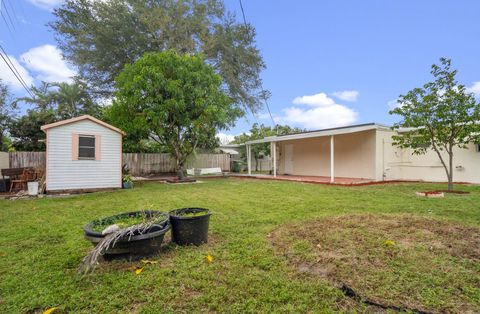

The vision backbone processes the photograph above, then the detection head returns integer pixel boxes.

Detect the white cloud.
[331,90,359,102]
[257,112,272,120]
[216,133,236,145]
[292,92,335,107]
[271,92,358,130]
[27,0,64,10]
[280,105,358,129]
[387,99,401,109]
[466,82,480,97]
[0,55,34,91]
[20,45,76,83]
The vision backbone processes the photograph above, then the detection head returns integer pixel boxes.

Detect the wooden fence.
[9,152,46,169]
[7,152,231,175]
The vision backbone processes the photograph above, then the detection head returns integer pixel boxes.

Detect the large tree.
[108,51,242,175]
[232,123,304,171]
[51,0,266,113]
[390,58,480,191]
[0,80,13,151]
[9,110,56,151]
[9,81,102,151]
[14,81,100,120]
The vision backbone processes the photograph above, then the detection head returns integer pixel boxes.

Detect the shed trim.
[41,115,126,136]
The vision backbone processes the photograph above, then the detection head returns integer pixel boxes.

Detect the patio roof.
[245,122,391,145]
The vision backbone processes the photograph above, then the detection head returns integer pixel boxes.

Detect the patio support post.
[272,142,277,178]
[330,135,334,183]
[247,144,251,175]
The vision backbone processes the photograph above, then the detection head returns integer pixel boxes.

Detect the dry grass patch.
[270,214,480,313]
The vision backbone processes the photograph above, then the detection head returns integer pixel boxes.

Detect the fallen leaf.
[384,240,396,247]
[135,267,144,275]
[43,307,57,314]
[205,254,213,263]
[141,259,158,265]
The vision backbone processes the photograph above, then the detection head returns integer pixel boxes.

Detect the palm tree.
[12,82,55,110]
[50,82,96,119]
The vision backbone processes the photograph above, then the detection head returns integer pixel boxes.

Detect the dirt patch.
[270,214,480,313]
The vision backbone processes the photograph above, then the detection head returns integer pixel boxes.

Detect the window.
[476,143,480,152]
[78,135,95,159]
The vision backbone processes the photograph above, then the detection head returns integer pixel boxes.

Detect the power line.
[0,11,13,36]
[0,45,31,90]
[1,0,16,31]
[238,0,277,130]
[0,45,34,97]
[5,0,19,27]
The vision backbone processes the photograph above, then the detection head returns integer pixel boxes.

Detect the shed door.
[284,144,294,174]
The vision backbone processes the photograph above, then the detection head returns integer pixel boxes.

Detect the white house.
[41,115,125,192]
[245,123,480,184]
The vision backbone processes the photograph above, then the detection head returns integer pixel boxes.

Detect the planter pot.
[169,208,212,246]
[27,181,39,196]
[83,210,170,260]
[123,181,133,189]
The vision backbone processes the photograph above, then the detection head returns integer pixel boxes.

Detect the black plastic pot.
[169,208,212,246]
[83,210,170,260]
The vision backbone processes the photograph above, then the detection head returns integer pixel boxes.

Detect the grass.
[0,178,479,313]
[270,214,480,313]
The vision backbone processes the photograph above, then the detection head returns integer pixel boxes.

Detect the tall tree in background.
[390,58,480,191]
[232,124,304,171]
[9,110,56,151]
[49,82,100,119]
[9,81,101,151]
[14,81,100,120]
[108,51,241,176]
[51,0,267,113]
[0,80,14,151]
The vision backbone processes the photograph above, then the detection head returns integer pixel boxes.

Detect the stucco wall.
[277,130,377,179]
[46,120,122,191]
[377,130,480,184]
[0,151,9,170]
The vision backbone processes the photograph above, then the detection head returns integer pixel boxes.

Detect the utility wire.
[1,11,13,36]
[1,0,16,31]
[5,0,19,27]
[0,45,34,97]
[238,0,277,131]
[0,45,31,90]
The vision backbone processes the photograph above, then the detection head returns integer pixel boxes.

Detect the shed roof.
[245,123,391,144]
[41,115,126,135]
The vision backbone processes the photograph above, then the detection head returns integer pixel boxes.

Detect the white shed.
[41,115,125,192]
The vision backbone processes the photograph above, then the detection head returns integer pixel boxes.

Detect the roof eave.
[245,123,389,145]
[41,115,126,136]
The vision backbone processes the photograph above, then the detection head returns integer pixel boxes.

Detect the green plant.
[109,51,242,174]
[122,174,132,184]
[390,58,480,191]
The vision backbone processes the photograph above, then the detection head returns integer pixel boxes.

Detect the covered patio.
[235,173,374,185]
[244,123,391,184]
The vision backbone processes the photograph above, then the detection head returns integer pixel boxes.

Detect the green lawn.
[0,179,479,313]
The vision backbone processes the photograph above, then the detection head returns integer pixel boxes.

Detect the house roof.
[41,115,126,135]
[245,123,392,145]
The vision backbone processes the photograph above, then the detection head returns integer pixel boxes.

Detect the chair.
[9,168,35,192]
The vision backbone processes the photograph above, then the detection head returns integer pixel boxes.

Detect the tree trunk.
[448,151,454,191]
[255,157,259,172]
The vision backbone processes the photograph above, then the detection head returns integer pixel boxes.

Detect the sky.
[1,0,480,144]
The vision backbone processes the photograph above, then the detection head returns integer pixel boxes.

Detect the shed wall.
[46,120,122,191]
